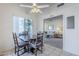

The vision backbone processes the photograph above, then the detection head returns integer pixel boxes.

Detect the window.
[19,17,24,33]
[13,16,32,38]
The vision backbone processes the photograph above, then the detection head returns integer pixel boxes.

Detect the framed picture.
[67,16,75,29]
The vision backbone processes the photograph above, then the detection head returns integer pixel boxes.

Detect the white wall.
[40,3,79,55]
[0,4,41,53]
[29,14,41,35]
[1,3,79,55]
[0,4,31,52]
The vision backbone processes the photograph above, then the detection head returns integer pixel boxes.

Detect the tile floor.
[44,38,63,49]
[0,44,76,56]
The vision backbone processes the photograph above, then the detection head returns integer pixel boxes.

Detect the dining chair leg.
[15,47,16,54]
[41,47,43,53]
[35,48,37,56]
[24,46,26,52]
[17,49,20,56]
[27,45,30,53]
[41,45,43,53]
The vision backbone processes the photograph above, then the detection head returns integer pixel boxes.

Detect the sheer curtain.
[13,16,32,41]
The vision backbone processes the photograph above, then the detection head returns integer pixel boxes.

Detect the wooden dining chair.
[29,33,43,56]
[35,33,43,55]
[12,32,29,56]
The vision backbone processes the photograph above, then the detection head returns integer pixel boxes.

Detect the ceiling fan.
[20,3,50,13]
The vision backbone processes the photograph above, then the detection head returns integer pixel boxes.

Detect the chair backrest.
[37,33,43,39]
[12,32,19,47]
[37,33,43,46]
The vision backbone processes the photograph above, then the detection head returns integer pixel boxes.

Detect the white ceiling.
[16,3,57,14]
[18,3,55,6]
[17,3,56,9]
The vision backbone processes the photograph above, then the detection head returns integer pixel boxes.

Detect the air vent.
[57,3,64,7]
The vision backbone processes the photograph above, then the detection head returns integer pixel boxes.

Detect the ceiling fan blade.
[37,5,49,8]
[20,5,32,8]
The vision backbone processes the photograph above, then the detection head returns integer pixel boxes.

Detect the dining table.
[19,34,37,49]
[18,33,43,55]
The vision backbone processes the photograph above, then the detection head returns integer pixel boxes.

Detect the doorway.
[43,15,63,49]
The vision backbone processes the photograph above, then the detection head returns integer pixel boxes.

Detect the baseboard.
[63,50,78,56]
[0,48,14,56]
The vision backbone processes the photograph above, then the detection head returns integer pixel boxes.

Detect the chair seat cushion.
[18,41,29,47]
[30,43,36,48]
[30,42,41,49]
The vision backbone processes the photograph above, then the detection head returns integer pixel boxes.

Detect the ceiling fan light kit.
[30,7,42,13]
[20,3,49,14]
